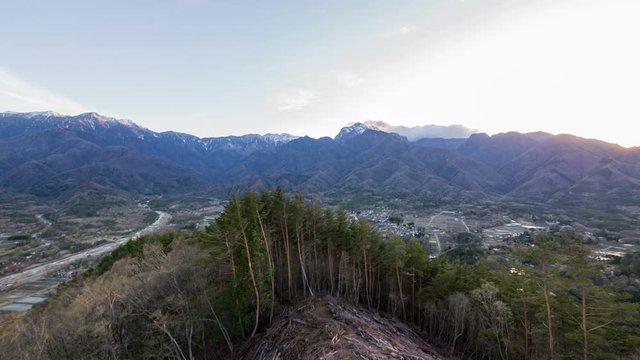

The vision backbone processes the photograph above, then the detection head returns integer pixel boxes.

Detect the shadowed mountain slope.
[2,111,640,212]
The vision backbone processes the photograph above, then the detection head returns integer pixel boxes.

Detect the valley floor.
[0,210,171,313]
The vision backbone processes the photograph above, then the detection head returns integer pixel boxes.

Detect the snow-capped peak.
[334,122,379,141]
[73,112,141,128]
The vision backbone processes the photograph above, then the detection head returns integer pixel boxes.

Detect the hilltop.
[240,296,446,360]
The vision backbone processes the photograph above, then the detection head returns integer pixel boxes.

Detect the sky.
[1,0,639,146]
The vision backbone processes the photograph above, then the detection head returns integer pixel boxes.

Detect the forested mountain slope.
[3,111,640,225]
[1,191,637,359]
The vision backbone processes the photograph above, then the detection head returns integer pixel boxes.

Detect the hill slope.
[2,191,638,359]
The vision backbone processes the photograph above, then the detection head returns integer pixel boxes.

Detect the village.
[346,206,637,262]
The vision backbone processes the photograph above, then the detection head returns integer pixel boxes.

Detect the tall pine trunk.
[236,206,260,337]
[582,287,588,360]
[542,259,555,360]
[523,300,530,360]
[396,265,405,320]
[296,225,313,297]
[256,210,275,322]
[282,216,292,302]
[363,248,370,308]
[328,240,335,295]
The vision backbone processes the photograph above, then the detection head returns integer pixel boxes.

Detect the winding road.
[426,211,471,256]
[0,211,170,291]
[461,217,470,232]
[427,212,444,255]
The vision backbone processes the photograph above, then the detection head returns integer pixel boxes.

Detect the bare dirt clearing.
[240,296,447,360]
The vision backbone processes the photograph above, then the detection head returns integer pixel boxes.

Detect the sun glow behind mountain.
[286,0,640,147]
[0,0,639,146]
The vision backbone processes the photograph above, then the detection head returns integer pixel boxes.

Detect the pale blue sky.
[1,0,639,146]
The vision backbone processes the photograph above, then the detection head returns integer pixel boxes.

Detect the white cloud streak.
[325,70,363,88]
[363,121,477,140]
[276,88,316,111]
[389,26,411,36]
[0,67,85,114]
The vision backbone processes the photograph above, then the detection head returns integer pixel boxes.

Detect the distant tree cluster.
[1,189,638,359]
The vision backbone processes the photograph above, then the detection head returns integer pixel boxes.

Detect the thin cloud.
[388,26,411,36]
[276,89,316,111]
[0,67,85,114]
[325,70,363,88]
[364,121,477,140]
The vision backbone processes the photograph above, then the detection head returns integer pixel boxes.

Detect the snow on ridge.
[74,112,143,129]
[334,122,378,141]
[261,133,299,143]
[0,111,63,119]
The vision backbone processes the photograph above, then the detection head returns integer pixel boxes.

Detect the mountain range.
[2,111,639,217]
